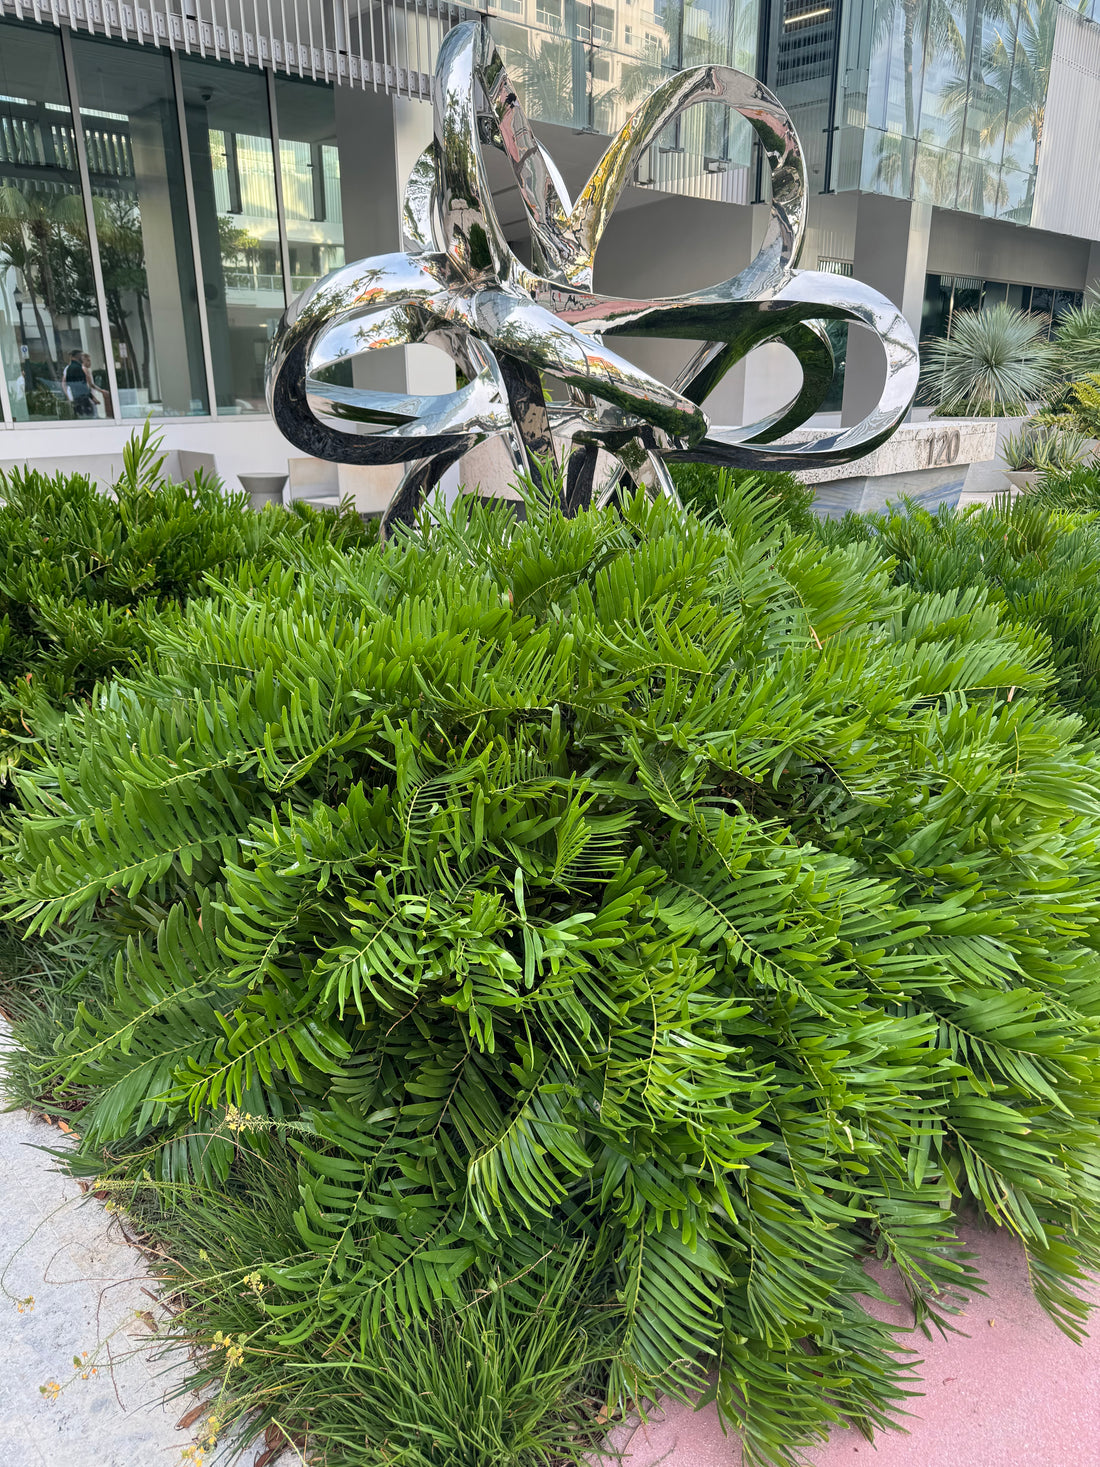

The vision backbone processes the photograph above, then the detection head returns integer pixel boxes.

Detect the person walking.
[83,353,109,418]
[63,349,95,418]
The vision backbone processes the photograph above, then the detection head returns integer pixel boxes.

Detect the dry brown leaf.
[175,1400,209,1431]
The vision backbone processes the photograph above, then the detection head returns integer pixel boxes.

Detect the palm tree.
[0,183,96,382]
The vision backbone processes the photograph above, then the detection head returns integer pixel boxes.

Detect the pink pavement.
[604,1225,1100,1467]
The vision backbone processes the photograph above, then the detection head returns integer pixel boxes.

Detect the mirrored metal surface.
[266,20,919,528]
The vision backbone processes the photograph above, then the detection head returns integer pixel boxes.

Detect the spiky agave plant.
[921,303,1059,414]
[6,481,1100,1466]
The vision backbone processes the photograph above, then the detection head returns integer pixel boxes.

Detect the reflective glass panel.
[179,58,283,415]
[69,36,207,417]
[0,20,110,422]
[490,0,759,199]
[272,77,344,299]
[829,0,1062,224]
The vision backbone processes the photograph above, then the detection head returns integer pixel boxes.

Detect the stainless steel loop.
[266,19,919,529]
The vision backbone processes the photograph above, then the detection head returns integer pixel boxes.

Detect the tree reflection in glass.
[0,26,108,422]
[859,0,1073,224]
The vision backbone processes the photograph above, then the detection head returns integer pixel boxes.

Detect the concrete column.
[334,88,454,396]
[841,194,931,427]
[1086,240,1100,297]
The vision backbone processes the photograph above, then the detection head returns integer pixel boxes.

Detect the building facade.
[1,0,1099,483]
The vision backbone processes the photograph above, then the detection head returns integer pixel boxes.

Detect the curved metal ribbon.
[266,21,919,531]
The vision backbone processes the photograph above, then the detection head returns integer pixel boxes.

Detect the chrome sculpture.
[266,21,919,531]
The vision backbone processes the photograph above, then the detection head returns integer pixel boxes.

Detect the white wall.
[927,210,1091,288]
[1032,8,1100,244]
[590,191,811,429]
[0,416,302,493]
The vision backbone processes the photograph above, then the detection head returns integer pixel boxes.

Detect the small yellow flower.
[40,1380,61,1401]
[16,1295,34,1314]
[244,1270,264,1294]
[223,1105,263,1133]
[197,1249,209,1263]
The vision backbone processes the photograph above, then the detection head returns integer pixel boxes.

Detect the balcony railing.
[224,269,322,293]
[0,0,478,97]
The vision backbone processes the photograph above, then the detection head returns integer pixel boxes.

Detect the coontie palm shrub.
[1032,462,1100,512]
[669,461,817,532]
[0,422,372,783]
[813,495,1100,729]
[6,482,1100,1465]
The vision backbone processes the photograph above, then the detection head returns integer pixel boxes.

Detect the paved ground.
[607,1224,1100,1467]
[0,1020,261,1467]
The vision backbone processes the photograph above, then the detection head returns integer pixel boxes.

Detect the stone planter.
[745,419,999,519]
[1004,469,1040,493]
[239,472,288,511]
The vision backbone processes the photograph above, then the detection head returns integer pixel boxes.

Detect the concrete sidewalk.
[0,1020,274,1467]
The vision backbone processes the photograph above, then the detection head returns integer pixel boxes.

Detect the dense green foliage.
[6,482,1100,1465]
[1032,464,1100,512]
[669,461,816,532]
[0,425,371,782]
[815,494,1100,727]
[121,1164,614,1467]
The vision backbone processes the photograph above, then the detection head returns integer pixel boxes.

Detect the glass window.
[830,0,1059,226]
[981,280,1007,308]
[69,36,207,418]
[272,77,344,300]
[179,58,283,415]
[1030,286,1054,332]
[492,0,760,190]
[0,21,111,423]
[922,275,1085,349]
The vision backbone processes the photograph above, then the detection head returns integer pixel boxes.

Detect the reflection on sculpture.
[266,21,919,533]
